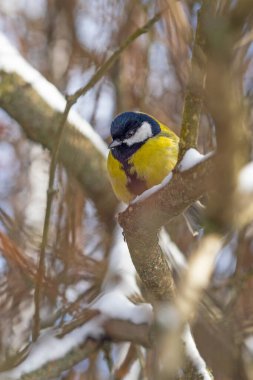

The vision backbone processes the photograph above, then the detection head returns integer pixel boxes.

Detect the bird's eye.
[125,129,135,138]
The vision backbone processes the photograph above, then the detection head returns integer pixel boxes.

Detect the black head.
[109,112,161,162]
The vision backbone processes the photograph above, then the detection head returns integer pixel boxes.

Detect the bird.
[107,111,179,204]
[107,111,203,235]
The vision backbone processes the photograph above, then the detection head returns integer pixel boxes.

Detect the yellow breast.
[107,152,132,203]
[107,125,179,203]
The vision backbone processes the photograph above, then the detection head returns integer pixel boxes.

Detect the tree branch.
[67,11,162,104]
[0,71,117,220]
[179,1,213,160]
[1,316,151,380]
[118,156,215,302]
[203,3,251,231]
[19,340,99,380]
[2,309,215,380]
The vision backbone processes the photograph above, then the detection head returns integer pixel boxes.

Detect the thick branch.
[118,156,215,301]
[0,71,117,222]
[204,5,251,230]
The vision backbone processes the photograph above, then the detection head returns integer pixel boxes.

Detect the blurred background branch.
[178,0,212,160]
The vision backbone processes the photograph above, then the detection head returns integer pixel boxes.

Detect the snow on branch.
[0,313,151,380]
[178,148,214,172]
[0,32,118,219]
[182,325,212,380]
[0,33,107,156]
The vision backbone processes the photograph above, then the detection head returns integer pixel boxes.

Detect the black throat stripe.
[122,160,147,196]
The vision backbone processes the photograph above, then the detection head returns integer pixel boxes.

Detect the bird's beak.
[108,139,122,149]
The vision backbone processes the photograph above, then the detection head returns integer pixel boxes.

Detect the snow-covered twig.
[0,314,152,380]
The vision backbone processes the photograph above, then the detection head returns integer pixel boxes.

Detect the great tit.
[107,111,179,203]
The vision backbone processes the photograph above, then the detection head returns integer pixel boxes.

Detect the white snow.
[92,290,153,325]
[238,162,253,193]
[71,223,154,332]
[124,360,140,380]
[65,280,91,303]
[0,32,107,157]
[178,149,213,172]
[112,343,131,371]
[131,172,173,204]
[158,228,187,273]
[97,225,153,324]
[1,317,104,380]
[245,335,253,353]
[182,325,212,380]
[129,149,213,204]
[102,224,139,295]
[25,145,49,228]
[11,299,34,350]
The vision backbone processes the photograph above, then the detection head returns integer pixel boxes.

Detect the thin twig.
[32,10,163,342]
[32,102,73,341]
[67,11,162,104]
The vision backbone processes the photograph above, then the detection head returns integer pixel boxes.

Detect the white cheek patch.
[124,122,153,146]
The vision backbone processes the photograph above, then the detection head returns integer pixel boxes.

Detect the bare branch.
[67,11,163,104]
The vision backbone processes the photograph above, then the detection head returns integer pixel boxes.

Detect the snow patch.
[239,162,253,193]
[182,325,212,380]
[178,149,213,172]
[98,225,153,325]
[245,335,253,353]
[102,225,139,296]
[1,317,104,380]
[124,360,140,380]
[65,280,91,303]
[131,172,173,204]
[92,290,153,325]
[159,228,187,273]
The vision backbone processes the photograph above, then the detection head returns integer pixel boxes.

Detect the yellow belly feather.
[107,152,132,203]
